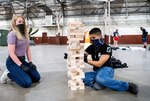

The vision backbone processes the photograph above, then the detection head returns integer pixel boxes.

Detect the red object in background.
[114,36,119,41]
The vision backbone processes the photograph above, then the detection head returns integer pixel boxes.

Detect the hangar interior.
[0,0,150,101]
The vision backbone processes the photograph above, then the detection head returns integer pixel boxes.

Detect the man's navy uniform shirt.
[85,43,112,71]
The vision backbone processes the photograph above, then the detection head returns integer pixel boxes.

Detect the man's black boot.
[128,83,139,95]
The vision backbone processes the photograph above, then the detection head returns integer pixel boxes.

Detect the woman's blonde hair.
[10,15,29,40]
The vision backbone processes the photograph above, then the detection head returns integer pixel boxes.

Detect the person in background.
[113,29,119,48]
[83,28,139,95]
[140,27,148,48]
[0,15,41,88]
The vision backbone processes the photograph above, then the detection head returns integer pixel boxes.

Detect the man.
[83,28,139,95]
[140,27,148,48]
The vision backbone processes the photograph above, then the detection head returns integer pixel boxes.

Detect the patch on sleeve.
[106,47,111,53]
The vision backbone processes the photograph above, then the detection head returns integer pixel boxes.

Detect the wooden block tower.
[67,21,85,90]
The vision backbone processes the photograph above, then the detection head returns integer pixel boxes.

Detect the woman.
[0,16,40,88]
[113,29,119,48]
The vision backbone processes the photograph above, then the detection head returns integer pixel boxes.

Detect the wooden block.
[70,43,80,46]
[67,60,76,65]
[68,68,82,73]
[68,33,84,36]
[68,51,79,55]
[67,65,77,70]
[68,70,85,80]
[70,86,77,90]
[67,25,84,29]
[67,46,80,50]
[68,71,78,77]
[71,54,83,57]
[78,64,84,68]
[68,29,84,33]
[79,82,85,90]
[67,58,84,67]
[68,32,84,35]
[67,64,84,69]
[68,79,85,90]
[67,40,80,43]
[68,46,83,50]
[68,80,77,90]
[68,38,84,41]
[68,47,81,50]
[67,36,84,39]
[69,43,80,45]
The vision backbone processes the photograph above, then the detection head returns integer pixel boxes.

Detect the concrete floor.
[0,44,150,101]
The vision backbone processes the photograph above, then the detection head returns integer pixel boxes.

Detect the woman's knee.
[31,71,41,82]
[33,75,41,82]
[19,78,32,88]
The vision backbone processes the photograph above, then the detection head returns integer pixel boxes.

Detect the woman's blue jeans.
[6,57,41,88]
[83,66,129,91]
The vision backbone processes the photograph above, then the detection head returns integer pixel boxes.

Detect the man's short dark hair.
[89,28,102,35]
[140,27,143,30]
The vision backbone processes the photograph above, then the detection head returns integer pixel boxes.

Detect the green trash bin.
[0,29,9,46]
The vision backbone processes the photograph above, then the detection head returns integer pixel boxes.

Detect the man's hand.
[84,54,88,63]
[29,62,37,70]
[20,64,30,72]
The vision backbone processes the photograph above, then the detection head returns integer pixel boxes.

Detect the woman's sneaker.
[0,69,9,84]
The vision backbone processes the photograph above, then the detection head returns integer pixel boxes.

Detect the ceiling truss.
[0,0,149,20]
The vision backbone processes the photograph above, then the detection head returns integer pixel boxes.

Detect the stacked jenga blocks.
[67,21,85,90]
